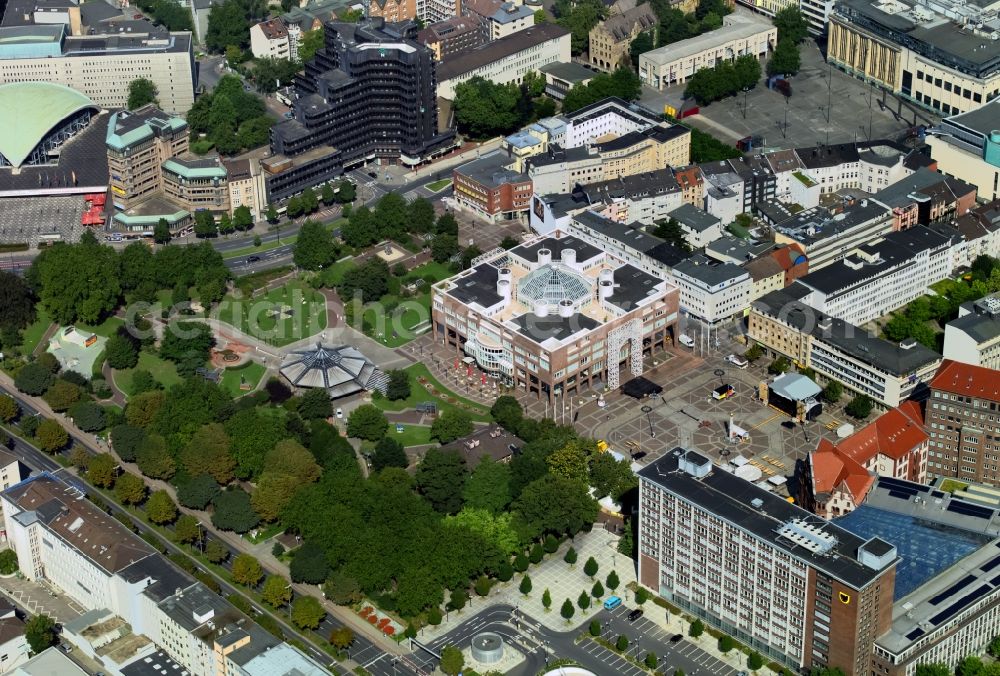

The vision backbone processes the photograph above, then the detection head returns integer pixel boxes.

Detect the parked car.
[726,354,749,369]
[670,634,683,643]
[603,596,623,611]
[247,255,261,263]
[627,609,644,622]
[335,407,343,419]
[678,334,695,348]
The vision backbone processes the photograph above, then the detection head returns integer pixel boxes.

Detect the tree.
[589,619,601,636]
[773,6,809,44]
[147,490,178,524]
[289,595,325,630]
[290,542,329,584]
[542,588,552,611]
[0,549,17,575]
[15,363,53,396]
[645,652,658,669]
[474,575,492,596]
[24,614,56,654]
[529,542,544,564]
[768,39,801,77]
[0,395,18,423]
[589,452,636,500]
[514,474,598,540]
[153,219,172,244]
[127,77,158,110]
[329,626,355,652]
[252,439,321,522]
[577,590,591,610]
[371,436,408,473]
[543,533,559,554]
[583,556,599,579]
[616,634,628,651]
[106,332,139,370]
[136,433,175,479]
[346,404,388,441]
[430,234,460,264]
[546,440,589,482]
[385,370,411,401]
[0,270,35,336]
[453,77,526,138]
[560,598,575,622]
[69,401,106,433]
[232,205,253,232]
[407,197,435,234]
[115,472,147,505]
[490,395,523,430]
[44,380,81,412]
[747,652,765,670]
[449,587,468,611]
[159,322,214,374]
[689,619,704,637]
[297,389,333,423]
[416,448,468,514]
[31,237,121,324]
[436,212,458,236]
[293,220,336,271]
[591,580,604,598]
[232,553,263,586]
[822,380,843,403]
[606,570,620,591]
[556,0,606,54]
[744,343,763,362]
[439,645,464,676]
[211,488,260,533]
[205,539,229,564]
[87,453,117,488]
[513,551,529,573]
[324,571,363,605]
[193,210,218,238]
[177,474,219,509]
[174,514,202,545]
[519,574,532,595]
[635,587,649,605]
[181,423,235,485]
[990,635,1000,658]
[564,547,578,565]
[718,635,734,653]
[652,218,692,252]
[768,356,790,375]
[430,410,473,444]
[36,419,68,453]
[561,67,641,114]
[262,575,292,607]
[846,394,874,419]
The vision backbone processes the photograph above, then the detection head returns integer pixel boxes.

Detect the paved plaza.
[639,37,937,150]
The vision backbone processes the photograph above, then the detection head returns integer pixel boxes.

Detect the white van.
[726,354,749,368]
[678,334,695,348]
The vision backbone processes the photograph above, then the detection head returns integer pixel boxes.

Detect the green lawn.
[220,361,266,397]
[426,179,452,192]
[217,281,327,347]
[362,293,431,348]
[404,261,453,284]
[322,258,356,287]
[390,424,432,447]
[113,350,183,396]
[75,316,124,338]
[372,363,490,421]
[20,304,53,355]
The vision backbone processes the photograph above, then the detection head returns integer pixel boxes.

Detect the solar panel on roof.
[930,584,994,626]
[879,477,928,492]
[982,556,1000,573]
[929,574,977,605]
[947,501,995,519]
[887,490,912,500]
[991,572,1000,586]
[906,628,925,640]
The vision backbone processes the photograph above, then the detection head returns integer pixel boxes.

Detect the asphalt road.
[0,386,405,675]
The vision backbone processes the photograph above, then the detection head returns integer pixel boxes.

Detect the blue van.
[603,596,623,611]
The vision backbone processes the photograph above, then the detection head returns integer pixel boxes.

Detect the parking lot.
[639,34,937,151]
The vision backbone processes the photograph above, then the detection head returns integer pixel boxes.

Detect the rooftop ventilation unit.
[777,518,838,554]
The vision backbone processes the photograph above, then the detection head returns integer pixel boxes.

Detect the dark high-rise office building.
[266,18,454,200]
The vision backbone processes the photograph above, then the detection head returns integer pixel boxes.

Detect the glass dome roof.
[518,263,591,306]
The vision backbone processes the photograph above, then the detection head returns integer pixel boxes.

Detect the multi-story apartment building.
[874,167,978,231]
[926,359,1000,484]
[250,17,298,60]
[671,253,753,324]
[743,243,809,301]
[732,0,795,19]
[369,0,418,21]
[588,4,657,71]
[927,100,1000,202]
[462,0,534,40]
[161,157,230,213]
[417,16,487,60]
[772,199,895,270]
[223,158,268,222]
[638,448,898,675]
[436,23,571,100]
[941,199,1000,268]
[795,226,954,326]
[674,165,705,206]
[802,400,927,518]
[526,125,691,195]
[431,231,680,399]
[750,287,942,407]
[453,152,533,222]
[564,210,691,278]
[269,19,454,199]
[827,0,1000,119]
[1,473,326,676]
[666,203,723,249]
[944,295,1000,371]
[106,106,189,210]
[0,24,196,114]
[639,13,776,89]
[574,168,685,226]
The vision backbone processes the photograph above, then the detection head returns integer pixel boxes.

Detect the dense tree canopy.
[186,76,270,154]
[416,448,468,514]
[30,238,121,324]
[127,78,158,110]
[685,54,762,105]
[554,0,606,54]
[205,0,266,52]
[293,220,337,271]
[0,270,36,337]
[562,68,642,114]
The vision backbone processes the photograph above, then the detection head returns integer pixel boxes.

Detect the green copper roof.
[162,158,227,179]
[105,110,187,152]
[113,209,190,226]
[0,82,96,168]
